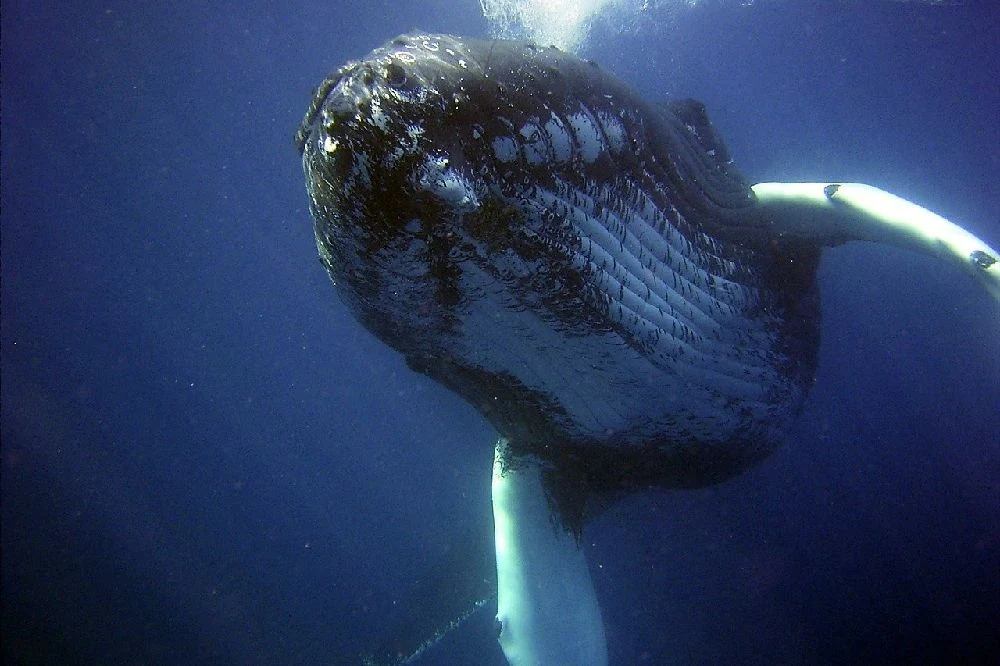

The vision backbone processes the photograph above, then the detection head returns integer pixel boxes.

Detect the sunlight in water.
[479,0,621,52]
[479,0,710,53]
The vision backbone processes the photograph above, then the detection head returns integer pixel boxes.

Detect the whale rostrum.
[297,32,998,665]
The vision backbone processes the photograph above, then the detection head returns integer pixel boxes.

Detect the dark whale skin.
[296,32,820,502]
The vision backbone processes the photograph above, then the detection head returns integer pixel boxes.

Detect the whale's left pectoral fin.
[492,439,608,666]
[751,182,1000,303]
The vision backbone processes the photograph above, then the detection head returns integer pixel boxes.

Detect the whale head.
[294,33,650,349]
[296,33,821,513]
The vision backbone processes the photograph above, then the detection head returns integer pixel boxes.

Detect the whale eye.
[384,62,407,88]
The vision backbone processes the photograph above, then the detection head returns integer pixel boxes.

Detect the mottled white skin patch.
[567,108,604,162]
[597,110,625,154]
[417,155,480,212]
[492,135,519,163]
[545,112,573,162]
[519,122,548,164]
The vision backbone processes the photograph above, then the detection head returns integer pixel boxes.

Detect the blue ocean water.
[1,1,997,664]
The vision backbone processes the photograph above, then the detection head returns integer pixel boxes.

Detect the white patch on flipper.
[751,182,1000,303]
[492,441,608,666]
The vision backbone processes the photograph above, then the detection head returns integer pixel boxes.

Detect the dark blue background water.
[2,1,998,664]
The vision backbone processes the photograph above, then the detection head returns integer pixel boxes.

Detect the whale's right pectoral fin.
[751,182,1000,303]
[491,439,608,666]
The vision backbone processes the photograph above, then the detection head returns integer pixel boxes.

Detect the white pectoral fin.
[491,440,608,666]
[752,182,1000,303]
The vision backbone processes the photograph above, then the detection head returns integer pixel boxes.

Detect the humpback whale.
[295,33,999,665]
